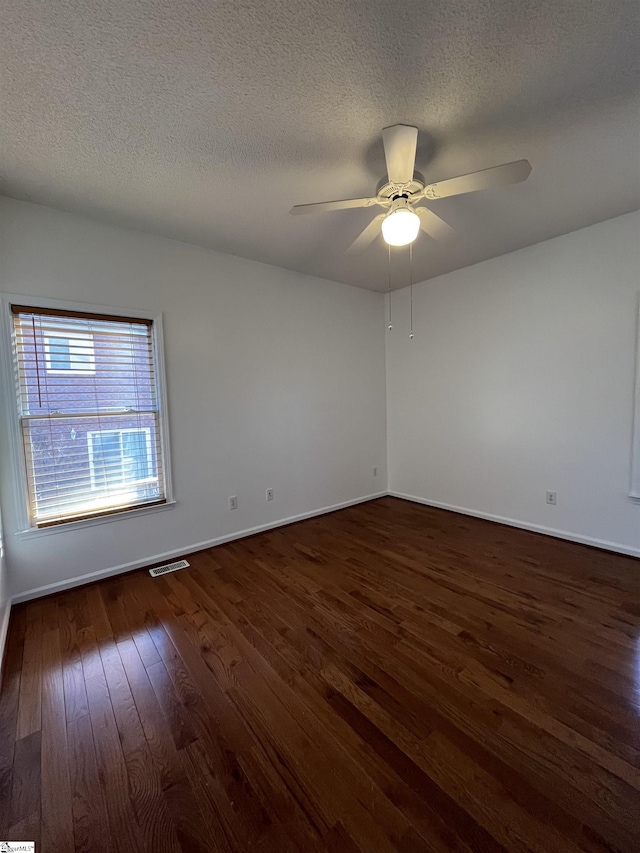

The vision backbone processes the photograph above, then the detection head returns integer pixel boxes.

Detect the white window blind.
[11,305,167,527]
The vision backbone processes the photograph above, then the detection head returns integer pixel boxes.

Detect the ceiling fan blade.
[382,125,418,184]
[345,214,385,254]
[422,159,532,200]
[416,206,455,241]
[290,196,378,215]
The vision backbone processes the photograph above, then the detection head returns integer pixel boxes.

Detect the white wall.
[0,502,9,672]
[387,211,640,555]
[0,198,387,599]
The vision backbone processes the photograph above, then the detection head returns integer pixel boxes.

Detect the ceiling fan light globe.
[381,208,420,247]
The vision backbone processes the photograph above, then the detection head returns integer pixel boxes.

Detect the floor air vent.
[149,559,190,577]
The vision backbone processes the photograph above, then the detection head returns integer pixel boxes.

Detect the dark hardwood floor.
[0,496,639,852]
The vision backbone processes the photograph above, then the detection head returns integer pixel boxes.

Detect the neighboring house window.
[10,305,169,527]
[87,427,153,491]
[44,333,95,374]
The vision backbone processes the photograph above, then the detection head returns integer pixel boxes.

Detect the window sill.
[15,498,176,539]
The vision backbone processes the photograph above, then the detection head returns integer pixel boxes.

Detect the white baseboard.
[389,491,640,558]
[0,598,12,685]
[10,491,388,604]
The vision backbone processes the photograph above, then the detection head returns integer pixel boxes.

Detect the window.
[10,305,169,527]
[44,333,95,374]
[87,427,153,491]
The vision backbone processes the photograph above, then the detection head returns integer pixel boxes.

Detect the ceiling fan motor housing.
[375,177,424,202]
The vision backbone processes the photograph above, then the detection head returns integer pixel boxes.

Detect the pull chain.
[409,242,414,340]
[387,244,393,330]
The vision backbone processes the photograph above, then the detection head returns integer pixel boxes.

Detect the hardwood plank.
[85,584,114,643]
[145,659,198,752]
[133,629,162,669]
[183,737,268,852]
[58,592,90,724]
[100,580,134,642]
[81,631,146,853]
[162,775,220,853]
[62,655,89,724]
[116,637,186,791]
[7,809,41,850]
[99,640,183,853]
[67,713,112,853]
[16,611,42,739]
[0,607,26,836]
[40,627,75,853]
[10,730,41,827]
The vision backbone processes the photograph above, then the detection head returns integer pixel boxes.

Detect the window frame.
[0,294,174,534]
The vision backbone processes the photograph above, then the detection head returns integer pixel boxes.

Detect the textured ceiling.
[1,0,639,291]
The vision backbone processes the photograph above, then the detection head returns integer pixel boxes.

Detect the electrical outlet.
[266,488,273,501]
[546,491,557,505]
[228,495,238,510]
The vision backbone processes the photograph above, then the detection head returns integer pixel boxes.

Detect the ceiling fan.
[290,125,531,252]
